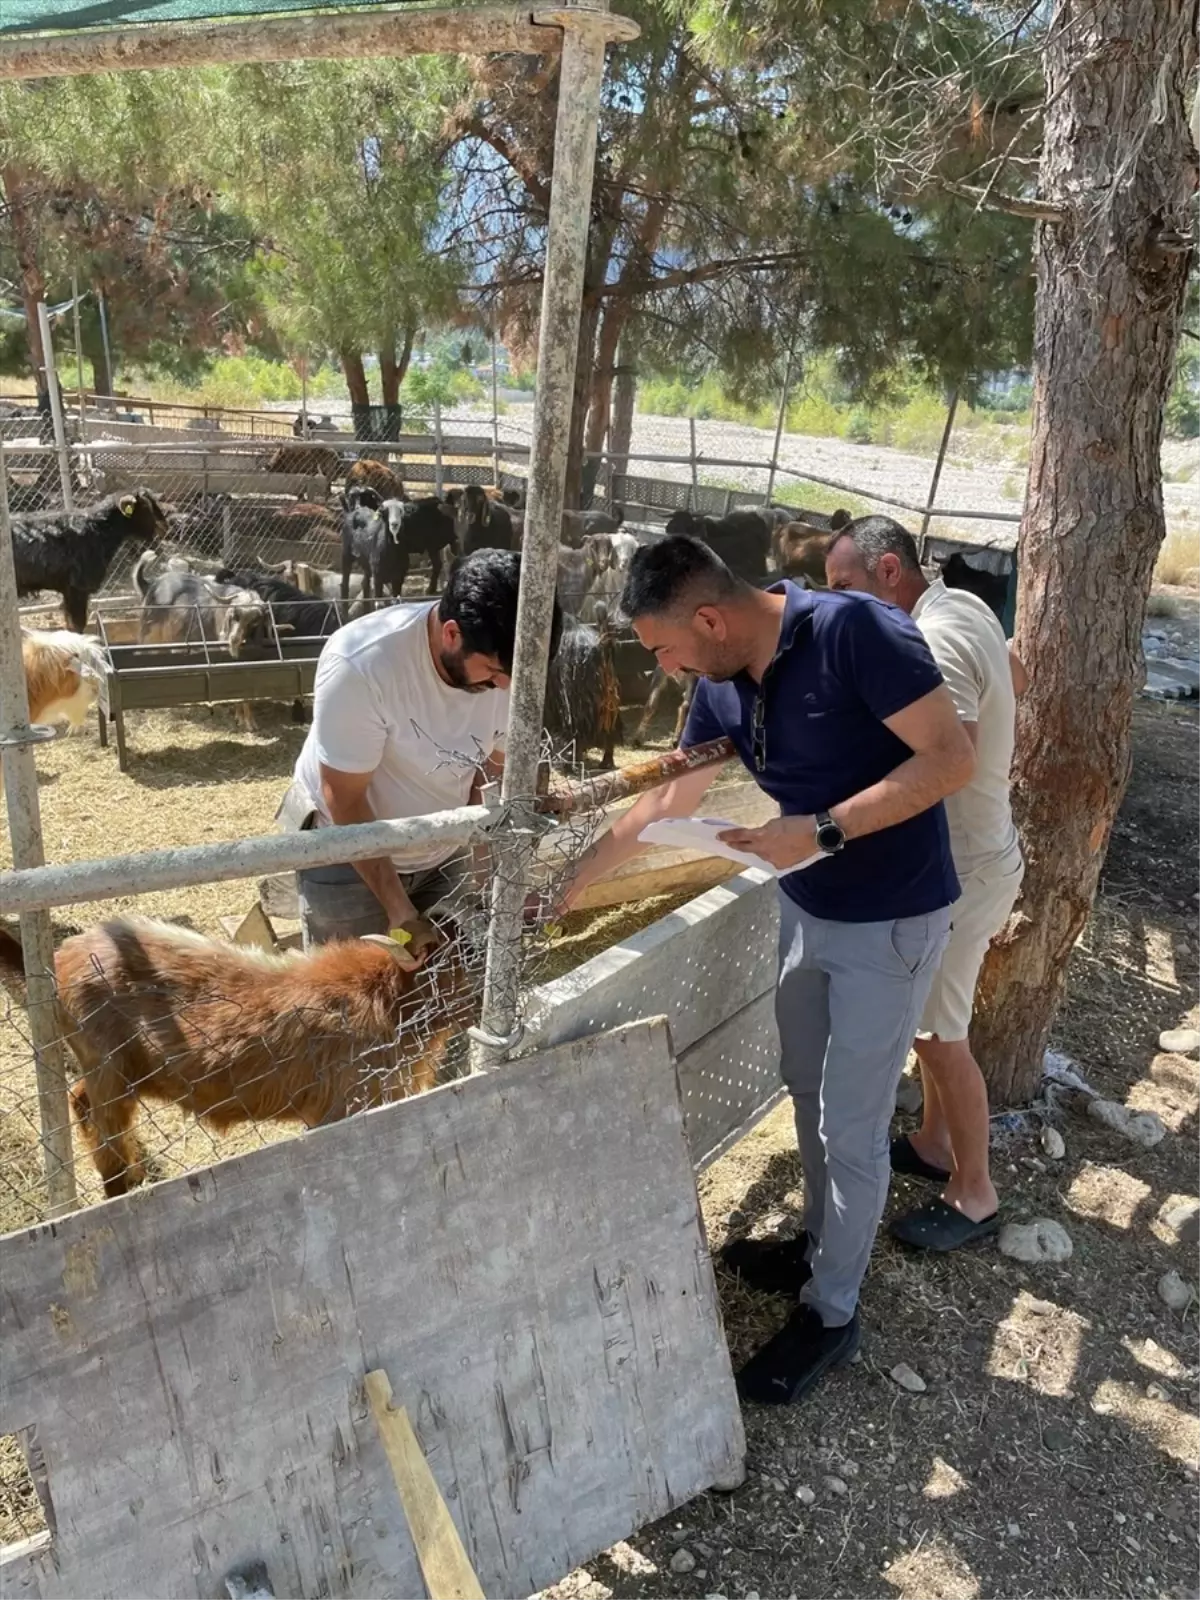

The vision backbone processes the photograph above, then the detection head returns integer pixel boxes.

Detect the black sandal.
[890,1134,951,1184]
[889,1198,1000,1252]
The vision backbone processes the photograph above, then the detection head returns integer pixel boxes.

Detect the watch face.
[817,821,843,851]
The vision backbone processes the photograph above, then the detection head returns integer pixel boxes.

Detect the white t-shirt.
[911,578,1020,878]
[293,602,509,867]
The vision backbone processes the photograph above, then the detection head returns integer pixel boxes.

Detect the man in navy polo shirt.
[561,536,975,1404]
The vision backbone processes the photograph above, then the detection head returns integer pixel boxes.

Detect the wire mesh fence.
[0,776,602,1233]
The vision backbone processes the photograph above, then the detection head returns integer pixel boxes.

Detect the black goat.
[12,489,169,631]
[940,551,1012,627]
[213,568,346,642]
[560,504,625,550]
[664,508,773,583]
[453,484,515,556]
[393,498,459,593]
[339,487,409,602]
[544,605,622,771]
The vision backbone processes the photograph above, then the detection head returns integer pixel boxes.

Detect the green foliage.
[1165,340,1199,439]
[401,358,484,410]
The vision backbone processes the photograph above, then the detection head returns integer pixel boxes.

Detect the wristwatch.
[814,810,846,855]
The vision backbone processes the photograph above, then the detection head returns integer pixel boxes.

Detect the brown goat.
[346,457,406,501]
[0,919,469,1199]
[774,521,834,588]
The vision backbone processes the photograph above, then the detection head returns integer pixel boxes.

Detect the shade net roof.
[1,0,458,36]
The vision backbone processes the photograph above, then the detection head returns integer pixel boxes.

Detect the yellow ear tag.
[121,501,135,517]
[543,922,563,941]
[387,926,413,947]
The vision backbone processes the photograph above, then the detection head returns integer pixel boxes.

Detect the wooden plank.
[97,467,330,499]
[523,870,780,1061]
[364,1371,485,1600]
[0,9,640,84]
[258,779,773,921]
[0,1020,743,1600]
[553,779,777,910]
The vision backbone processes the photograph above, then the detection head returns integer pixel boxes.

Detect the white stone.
[998,1218,1074,1264]
[1086,1100,1166,1149]
[1164,1200,1200,1247]
[890,1362,927,1393]
[1040,1126,1066,1160]
[824,1476,848,1496]
[670,1548,697,1575]
[794,1485,816,1505]
[1157,1270,1196,1313]
[1159,1028,1200,1057]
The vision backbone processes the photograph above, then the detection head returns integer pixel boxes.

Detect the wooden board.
[0,1020,744,1600]
[98,467,331,500]
[258,778,775,922]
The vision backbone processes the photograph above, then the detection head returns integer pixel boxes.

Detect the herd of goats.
[9,450,864,771]
[3,438,1011,1202]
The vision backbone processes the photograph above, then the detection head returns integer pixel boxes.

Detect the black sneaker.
[735,1305,861,1405]
[720,1233,813,1296]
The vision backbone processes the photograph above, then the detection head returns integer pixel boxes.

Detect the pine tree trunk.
[2,167,48,401]
[378,337,400,407]
[972,0,1198,1104]
[610,353,637,465]
[340,346,370,407]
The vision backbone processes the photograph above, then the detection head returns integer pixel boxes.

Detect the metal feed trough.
[91,603,341,770]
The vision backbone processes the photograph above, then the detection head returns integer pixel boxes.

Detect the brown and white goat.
[20,628,107,727]
[0,919,469,1199]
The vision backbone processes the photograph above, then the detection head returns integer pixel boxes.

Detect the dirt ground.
[0,673,1196,1591]
[538,696,1200,1600]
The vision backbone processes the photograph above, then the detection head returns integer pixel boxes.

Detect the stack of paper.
[637,816,819,879]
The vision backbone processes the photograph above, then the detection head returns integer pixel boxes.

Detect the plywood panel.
[0,1021,743,1600]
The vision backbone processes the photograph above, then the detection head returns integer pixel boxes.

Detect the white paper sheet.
[637,815,820,879]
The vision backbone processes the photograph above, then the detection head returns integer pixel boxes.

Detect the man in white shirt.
[826,517,1026,1251]
[280,549,562,960]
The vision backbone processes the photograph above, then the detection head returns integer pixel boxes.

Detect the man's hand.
[388,916,443,970]
[718,815,821,870]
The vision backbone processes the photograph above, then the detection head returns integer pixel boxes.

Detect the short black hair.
[439,549,562,672]
[621,534,745,620]
[829,515,922,574]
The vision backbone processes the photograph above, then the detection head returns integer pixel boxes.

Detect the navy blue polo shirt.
[682,582,960,922]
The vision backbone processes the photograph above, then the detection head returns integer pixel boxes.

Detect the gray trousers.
[297,860,462,950]
[776,892,951,1326]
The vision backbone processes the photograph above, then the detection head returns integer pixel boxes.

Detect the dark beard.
[439,648,491,692]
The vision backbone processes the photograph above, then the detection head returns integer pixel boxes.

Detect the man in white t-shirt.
[826,517,1026,1252]
[280,549,563,959]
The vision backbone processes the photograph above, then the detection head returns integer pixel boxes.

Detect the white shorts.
[918,854,1024,1042]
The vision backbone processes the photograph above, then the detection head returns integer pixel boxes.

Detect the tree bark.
[378,339,400,407]
[972,0,1198,1104]
[377,324,415,406]
[2,166,48,400]
[610,353,637,465]
[83,297,114,397]
[339,346,370,407]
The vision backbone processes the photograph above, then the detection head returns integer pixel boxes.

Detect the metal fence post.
[36,301,74,513]
[0,444,78,1216]
[765,338,797,505]
[688,416,699,508]
[71,269,87,444]
[920,388,960,548]
[491,325,501,485]
[433,398,445,495]
[472,7,618,1071]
